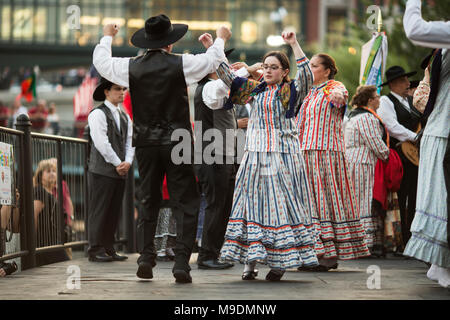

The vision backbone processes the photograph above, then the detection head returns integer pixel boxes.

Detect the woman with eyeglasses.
[215,31,319,281]
[344,85,390,255]
[297,54,370,272]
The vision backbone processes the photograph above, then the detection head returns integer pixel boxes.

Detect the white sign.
[0,142,13,205]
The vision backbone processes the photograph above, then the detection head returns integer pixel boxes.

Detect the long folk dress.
[297,80,370,260]
[216,57,319,270]
[344,109,390,249]
[404,49,450,267]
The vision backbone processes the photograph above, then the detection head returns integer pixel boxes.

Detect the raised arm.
[182,26,231,86]
[282,31,313,103]
[93,24,130,87]
[403,0,450,48]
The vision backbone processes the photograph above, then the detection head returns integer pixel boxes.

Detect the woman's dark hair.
[351,85,377,107]
[262,51,291,83]
[313,53,338,79]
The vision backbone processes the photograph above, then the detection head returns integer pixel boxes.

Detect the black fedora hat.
[93,77,114,101]
[379,66,417,86]
[131,14,188,49]
[225,48,234,57]
[420,49,436,70]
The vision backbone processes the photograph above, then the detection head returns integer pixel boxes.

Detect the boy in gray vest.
[87,78,134,262]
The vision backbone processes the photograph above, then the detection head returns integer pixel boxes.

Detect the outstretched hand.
[231,62,248,71]
[329,90,345,106]
[103,24,119,37]
[216,26,232,42]
[199,33,214,49]
[282,31,297,45]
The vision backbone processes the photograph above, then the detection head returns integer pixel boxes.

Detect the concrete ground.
[1,251,449,300]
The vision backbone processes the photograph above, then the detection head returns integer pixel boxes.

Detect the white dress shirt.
[93,36,226,88]
[377,92,417,142]
[88,100,135,167]
[201,67,250,110]
[404,0,450,49]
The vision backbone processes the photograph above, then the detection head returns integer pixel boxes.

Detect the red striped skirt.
[301,150,370,259]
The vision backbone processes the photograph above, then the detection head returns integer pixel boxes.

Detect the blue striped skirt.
[220,151,319,270]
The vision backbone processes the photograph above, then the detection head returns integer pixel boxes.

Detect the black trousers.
[397,153,418,247]
[195,161,236,262]
[88,172,126,255]
[136,145,200,272]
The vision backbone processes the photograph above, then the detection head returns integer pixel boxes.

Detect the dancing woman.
[216,31,319,281]
[297,54,370,271]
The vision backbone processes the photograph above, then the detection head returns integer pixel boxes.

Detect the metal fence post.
[15,114,36,269]
[56,140,65,245]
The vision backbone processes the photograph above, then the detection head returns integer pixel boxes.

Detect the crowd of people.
[1,0,448,290]
[0,98,60,134]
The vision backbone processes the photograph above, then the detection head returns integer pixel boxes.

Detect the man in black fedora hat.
[378,65,422,251]
[93,14,231,283]
[87,78,134,262]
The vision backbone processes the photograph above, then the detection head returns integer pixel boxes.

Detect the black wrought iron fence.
[0,114,135,270]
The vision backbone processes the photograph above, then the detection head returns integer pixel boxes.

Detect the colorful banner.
[360,32,388,93]
[0,142,13,205]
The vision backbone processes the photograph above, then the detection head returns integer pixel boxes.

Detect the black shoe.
[136,262,154,279]
[108,252,128,261]
[298,263,338,272]
[89,252,114,262]
[265,270,284,281]
[198,259,234,270]
[242,270,258,280]
[173,269,192,283]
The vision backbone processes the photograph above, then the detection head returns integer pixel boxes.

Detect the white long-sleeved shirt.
[202,67,249,110]
[88,100,135,167]
[377,92,417,142]
[403,0,450,49]
[93,36,226,87]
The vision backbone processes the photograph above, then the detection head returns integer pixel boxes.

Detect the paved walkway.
[0,252,449,300]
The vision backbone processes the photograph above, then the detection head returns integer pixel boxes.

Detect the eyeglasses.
[262,64,282,71]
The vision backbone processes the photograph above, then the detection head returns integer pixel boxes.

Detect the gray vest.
[88,104,128,179]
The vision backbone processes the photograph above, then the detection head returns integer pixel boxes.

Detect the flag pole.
[377,8,382,33]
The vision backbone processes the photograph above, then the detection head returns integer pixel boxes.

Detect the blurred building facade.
[0,0,366,71]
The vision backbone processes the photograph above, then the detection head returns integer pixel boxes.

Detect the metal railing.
[0,114,135,270]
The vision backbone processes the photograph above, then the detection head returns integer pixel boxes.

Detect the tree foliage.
[307,0,449,100]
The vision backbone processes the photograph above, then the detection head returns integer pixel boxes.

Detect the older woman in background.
[344,85,390,254]
[297,54,370,271]
[33,159,69,266]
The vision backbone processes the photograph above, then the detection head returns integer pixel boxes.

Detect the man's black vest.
[387,93,421,146]
[194,78,214,155]
[88,104,128,179]
[129,50,191,147]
